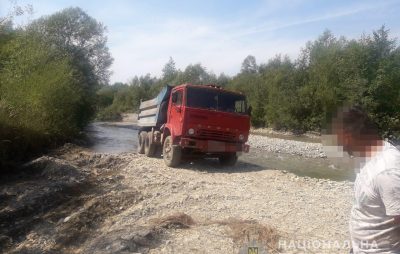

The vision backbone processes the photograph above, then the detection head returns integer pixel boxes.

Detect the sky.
[1,0,400,83]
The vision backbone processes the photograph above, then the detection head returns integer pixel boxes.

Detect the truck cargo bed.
[137,85,172,128]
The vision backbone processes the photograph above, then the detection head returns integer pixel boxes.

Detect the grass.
[150,212,195,229]
[150,213,280,253]
[210,218,280,253]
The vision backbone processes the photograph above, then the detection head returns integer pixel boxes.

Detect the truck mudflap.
[179,138,249,153]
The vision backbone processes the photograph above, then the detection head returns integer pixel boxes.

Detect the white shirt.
[350,141,400,253]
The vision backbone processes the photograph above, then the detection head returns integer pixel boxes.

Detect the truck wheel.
[138,131,147,154]
[163,136,181,167]
[144,132,156,157]
[219,153,237,166]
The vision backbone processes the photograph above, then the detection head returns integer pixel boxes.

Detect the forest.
[1,5,399,168]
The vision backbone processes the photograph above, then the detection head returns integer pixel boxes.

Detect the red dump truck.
[137,84,250,167]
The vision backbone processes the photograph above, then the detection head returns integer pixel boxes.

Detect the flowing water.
[85,122,139,153]
[85,122,355,181]
[241,149,355,181]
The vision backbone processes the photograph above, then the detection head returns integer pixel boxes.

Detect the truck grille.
[197,129,236,142]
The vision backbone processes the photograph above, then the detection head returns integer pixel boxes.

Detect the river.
[85,122,139,153]
[85,122,355,181]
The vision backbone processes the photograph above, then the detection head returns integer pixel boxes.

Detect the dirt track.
[0,143,353,254]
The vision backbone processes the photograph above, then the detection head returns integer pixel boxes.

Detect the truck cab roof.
[173,83,244,97]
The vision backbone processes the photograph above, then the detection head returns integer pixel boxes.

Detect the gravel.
[248,134,326,158]
[2,139,354,254]
[100,154,353,253]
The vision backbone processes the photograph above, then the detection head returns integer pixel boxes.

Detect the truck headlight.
[188,128,195,135]
[239,134,244,141]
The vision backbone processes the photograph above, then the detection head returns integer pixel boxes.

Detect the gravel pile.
[248,134,326,158]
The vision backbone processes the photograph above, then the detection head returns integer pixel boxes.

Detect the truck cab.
[137,84,250,167]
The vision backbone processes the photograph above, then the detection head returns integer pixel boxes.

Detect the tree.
[0,31,83,137]
[294,30,344,130]
[215,73,231,87]
[175,63,210,85]
[25,7,114,124]
[27,7,113,84]
[241,55,258,74]
[362,26,400,137]
[0,6,114,166]
[0,3,33,32]
[260,56,299,129]
[162,57,178,84]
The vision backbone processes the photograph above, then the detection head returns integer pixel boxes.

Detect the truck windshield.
[186,86,247,114]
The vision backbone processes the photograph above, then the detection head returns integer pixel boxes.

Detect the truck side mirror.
[171,93,177,103]
[247,105,252,116]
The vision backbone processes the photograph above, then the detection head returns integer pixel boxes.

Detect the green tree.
[162,57,178,84]
[262,56,298,129]
[26,7,114,124]
[241,55,258,74]
[215,73,231,87]
[1,31,83,133]
[175,63,211,85]
[295,30,344,130]
[0,7,113,167]
[28,7,113,84]
[230,70,264,126]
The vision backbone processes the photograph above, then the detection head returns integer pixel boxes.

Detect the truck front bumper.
[179,138,249,153]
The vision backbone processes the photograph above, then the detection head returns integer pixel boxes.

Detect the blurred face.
[331,117,382,157]
[331,118,354,154]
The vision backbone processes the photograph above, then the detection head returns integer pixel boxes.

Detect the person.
[330,106,400,253]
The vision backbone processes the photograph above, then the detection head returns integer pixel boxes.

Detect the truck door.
[168,88,184,138]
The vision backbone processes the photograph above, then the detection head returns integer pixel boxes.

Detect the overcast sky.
[1,0,400,83]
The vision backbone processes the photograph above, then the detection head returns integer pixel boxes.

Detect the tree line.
[99,26,400,139]
[0,6,112,168]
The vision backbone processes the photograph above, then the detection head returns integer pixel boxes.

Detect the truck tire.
[163,136,181,167]
[219,152,237,166]
[138,131,147,154]
[144,132,156,157]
